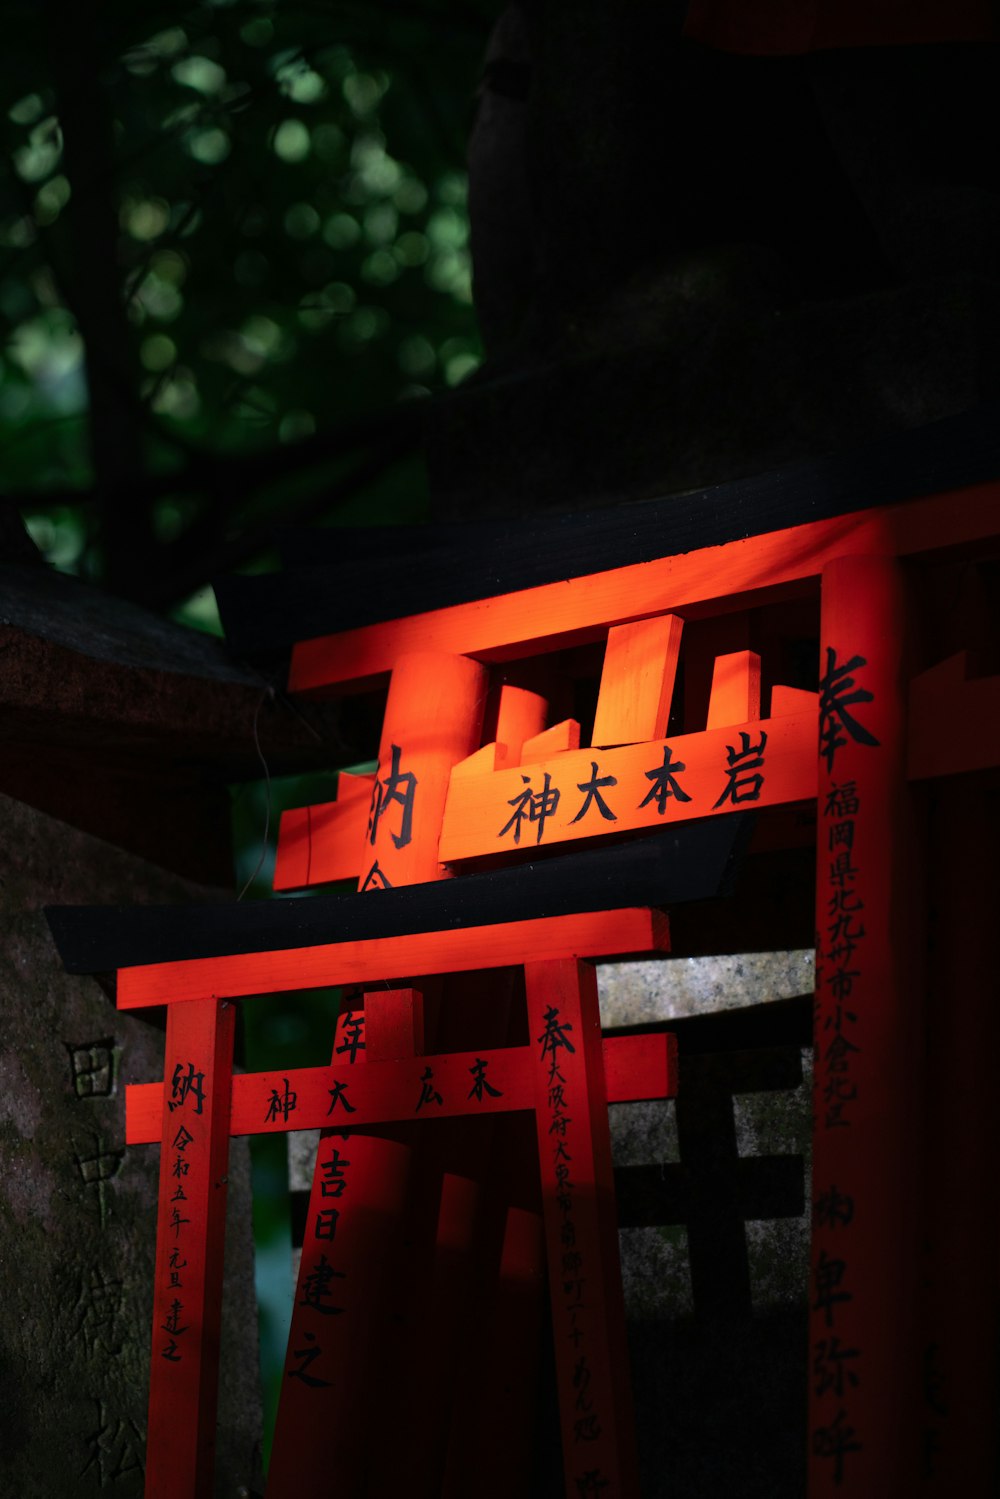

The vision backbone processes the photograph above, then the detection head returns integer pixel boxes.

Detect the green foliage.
[1,1,494,615]
[1,6,496,1463]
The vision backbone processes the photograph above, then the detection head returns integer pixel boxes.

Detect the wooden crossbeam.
[441,710,817,862]
[115,907,669,1009]
[288,487,1000,692]
[907,651,1000,780]
[125,1032,677,1143]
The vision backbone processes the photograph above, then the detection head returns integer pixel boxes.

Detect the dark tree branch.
[47,0,156,599]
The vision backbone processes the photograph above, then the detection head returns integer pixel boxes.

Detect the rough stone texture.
[599,951,814,1026]
[0,792,262,1498]
[0,563,372,882]
[610,1037,812,1495]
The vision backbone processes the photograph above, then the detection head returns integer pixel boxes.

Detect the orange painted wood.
[442,1193,546,1498]
[276,651,488,1493]
[268,986,432,1497]
[267,1125,412,1495]
[451,741,506,777]
[126,1034,677,1144]
[364,967,520,1497]
[809,554,923,1497]
[591,613,684,747]
[266,1002,421,1497]
[289,485,1000,692]
[526,958,639,1498]
[705,649,761,729]
[682,612,753,733]
[145,998,235,1499]
[117,908,670,1009]
[521,717,582,760]
[495,681,550,766]
[273,773,372,891]
[771,684,818,717]
[441,710,816,862]
[908,651,1000,779]
[357,650,487,889]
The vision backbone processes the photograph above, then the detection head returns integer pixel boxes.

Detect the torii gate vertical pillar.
[808,553,923,1496]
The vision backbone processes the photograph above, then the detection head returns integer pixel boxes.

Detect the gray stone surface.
[0,792,262,1498]
[598,951,814,1026]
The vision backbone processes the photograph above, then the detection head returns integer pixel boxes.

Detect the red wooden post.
[808,553,923,1496]
[525,958,639,1499]
[145,997,235,1499]
[919,782,1000,1488]
[266,1118,411,1491]
[360,649,487,890]
[441,1142,546,1498]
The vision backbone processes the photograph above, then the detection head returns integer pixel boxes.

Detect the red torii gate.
[47,473,1000,1496]
[123,910,671,1499]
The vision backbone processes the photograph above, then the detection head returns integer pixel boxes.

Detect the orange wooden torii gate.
[47,473,1000,1496]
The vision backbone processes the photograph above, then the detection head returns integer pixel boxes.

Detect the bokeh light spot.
[272,119,311,163]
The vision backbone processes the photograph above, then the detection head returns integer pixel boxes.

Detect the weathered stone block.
[0,792,262,1497]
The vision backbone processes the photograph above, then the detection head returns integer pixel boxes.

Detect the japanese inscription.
[438,705,818,863]
[285,1136,356,1391]
[818,649,880,772]
[80,1400,144,1487]
[531,974,621,1497]
[810,642,882,1487]
[67,1040,116,1099]
[368,744,417,850]
[810,1188,862,1484]
[818,779,865,1131]
[160,1118,198,1364]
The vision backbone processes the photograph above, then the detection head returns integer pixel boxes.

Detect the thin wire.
[237,684,276,901]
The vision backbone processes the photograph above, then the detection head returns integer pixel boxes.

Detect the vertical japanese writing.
[811,630,886,1490]
[367,744,417,850]
[819,779,865,1130]
[160,1119,197,1364]
[536,1001,611,1493]
[811,1186,861,1484]
[287,1137,354,1390]
[818,648,880,773]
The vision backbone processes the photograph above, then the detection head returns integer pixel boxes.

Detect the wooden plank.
[441,1192,546,1498]
[441,709,816,862]
[495,681,550,766]
[46,816,745,971]
[591,614,684,747]
[116,908,670,1009]
[217,412,1000,656]
[288,487,1000,692]
[274,773,372,891]
[907,651,1000,779]
[126,1034,678,1144]
[771,684,818,717]
[809,554,923,1497]
[520,717,582,762]
[525,959,640,1497]
[705,649,761,729]
[145,998,235,1499]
